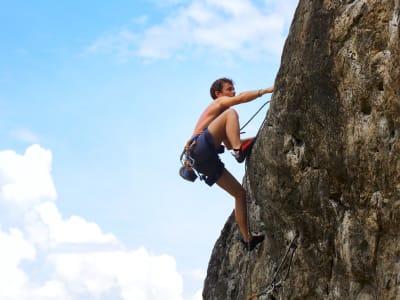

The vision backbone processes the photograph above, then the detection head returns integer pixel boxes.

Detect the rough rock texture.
[204,1,400,299]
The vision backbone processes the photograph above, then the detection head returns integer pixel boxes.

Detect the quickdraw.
[179,134,201,182]
[180,136,198,168]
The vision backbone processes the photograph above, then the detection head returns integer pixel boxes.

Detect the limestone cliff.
[203,1,400,299]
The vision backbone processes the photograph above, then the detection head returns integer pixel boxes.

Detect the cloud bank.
[0,145,187,300]
[86,0,298,61]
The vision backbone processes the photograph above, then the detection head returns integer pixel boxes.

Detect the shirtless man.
[181,77,274,251]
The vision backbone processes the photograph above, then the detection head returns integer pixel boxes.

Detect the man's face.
[221,82,235,97]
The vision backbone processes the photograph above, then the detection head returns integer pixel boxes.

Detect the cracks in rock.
[389,0,400,46]
[372,191,383,288]
[332,0,368,44]
[326,256,335,296]
[360,97,372,115]
[329,190,349,226]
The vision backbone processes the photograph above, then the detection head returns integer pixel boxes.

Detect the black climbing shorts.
[191,128,225,186]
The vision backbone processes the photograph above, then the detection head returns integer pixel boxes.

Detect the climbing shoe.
[233,138,255,163]
[241,234,265,251]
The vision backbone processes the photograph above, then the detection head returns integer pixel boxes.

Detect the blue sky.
[0,1,298,299]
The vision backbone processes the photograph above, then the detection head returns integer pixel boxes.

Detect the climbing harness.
[179,134,201,182]
[247,231,299,300]
[240,100,270,134]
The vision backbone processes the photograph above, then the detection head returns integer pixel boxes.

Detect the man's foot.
[233,138,255,163]
[241,234,265,251]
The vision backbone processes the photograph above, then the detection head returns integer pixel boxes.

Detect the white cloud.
[0,144,57,209]
[34,201,118,246]
[148,0,186,7]
[50,248,183,299]
[86,0,298,61]
[0,228,35,299]
[84,30,138,62]
[187,269,206,281]
[30,280,70,300]
[10,128,40,143]
[191,289,203,300]
[0,145,194,300]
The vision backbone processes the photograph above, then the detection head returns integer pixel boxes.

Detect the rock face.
[203,1,400,299]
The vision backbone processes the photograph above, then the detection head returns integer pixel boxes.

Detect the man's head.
[210,77,235,99]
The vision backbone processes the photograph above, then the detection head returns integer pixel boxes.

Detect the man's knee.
[235,187,246,200]
[225,108,238,119]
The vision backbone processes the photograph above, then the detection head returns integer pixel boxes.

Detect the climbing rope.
[240,100,270,134]
[241,97,300,300]
[243,102,269,298]
[247,231,299,300]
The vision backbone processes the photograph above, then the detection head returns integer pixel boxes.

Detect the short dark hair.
[210,77,234,99]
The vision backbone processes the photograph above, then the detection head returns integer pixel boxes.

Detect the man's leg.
[208,109,241,150]
[207,109,263,248]
[216,168,251,242]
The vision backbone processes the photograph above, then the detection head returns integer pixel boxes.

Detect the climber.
[180,77,274,251]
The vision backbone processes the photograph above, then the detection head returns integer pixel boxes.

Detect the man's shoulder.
[208,99,228,112]
[215,96,235,109]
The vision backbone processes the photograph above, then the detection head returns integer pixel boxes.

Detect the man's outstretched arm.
[218,86,274,108]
